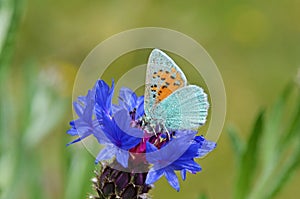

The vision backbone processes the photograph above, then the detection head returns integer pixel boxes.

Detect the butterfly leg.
[151,124,158,137]
[161,122,171,140]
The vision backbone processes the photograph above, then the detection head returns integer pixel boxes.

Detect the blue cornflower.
[67,79,217,192]
[66,86,101,145]
[180,135,217,180]
[94,109,143,167]
[67,80,115,145]
[145,131,202,191]
[67,79,143,168]
[112,87,144,120]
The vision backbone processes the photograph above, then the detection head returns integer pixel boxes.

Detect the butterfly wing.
[144,49,187,116]
[152,85,209,130]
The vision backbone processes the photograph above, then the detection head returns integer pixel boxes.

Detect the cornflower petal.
[73,101,84,117]
[95,80,114,117]
[95,108,142,167]
[98,110,142,149]
[146,131,196,168]
[95,145,116,163]
[180,170,187,181]
[114,110,144,138]
[145,168,164,185]
[172,159,201,171]
[67,121,78,136]
[196,136,217,157]
[115,149,129,168]
[118,87,137,109]
[135,96,144,119]
[114,87,144,120]
[66,86,98,145]
[165,169,180,192]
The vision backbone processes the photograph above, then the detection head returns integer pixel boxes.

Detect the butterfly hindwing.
[151,85,209,130]
[144,49,187,116]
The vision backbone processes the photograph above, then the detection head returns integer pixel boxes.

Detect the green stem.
[0,0,24,71]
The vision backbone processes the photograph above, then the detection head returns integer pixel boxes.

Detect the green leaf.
[0,0,24,71]
[234,110,264,199]
[261,86,291,168]
[281,92,300,149]
[247,84,297,199]
[265,90,300,199]
[64,148,94,199]
[227,125,244,162]
[265,141,300,199]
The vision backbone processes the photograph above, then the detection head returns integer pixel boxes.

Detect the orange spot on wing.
[159,72,168,79]
[153,69,185,102]
[157,87,172,101]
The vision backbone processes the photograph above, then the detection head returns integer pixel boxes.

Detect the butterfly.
[142,49,209,134]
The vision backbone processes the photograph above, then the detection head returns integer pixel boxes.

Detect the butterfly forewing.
[144,49,187,116]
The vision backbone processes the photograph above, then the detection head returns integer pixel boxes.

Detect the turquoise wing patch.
[151,85,209,130]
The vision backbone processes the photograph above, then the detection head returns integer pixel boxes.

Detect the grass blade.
[265,141,300,199]
[0,0,24,70]
[280,92,300,149]
[234,110,264,199]
[247,84,297,199]
[227,125,244,163]
[261,86,291,168]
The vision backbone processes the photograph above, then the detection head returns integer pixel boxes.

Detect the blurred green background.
[1,0,300,199]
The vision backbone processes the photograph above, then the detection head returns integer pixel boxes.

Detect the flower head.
[67,79,216,193]
[145,130,205,191]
